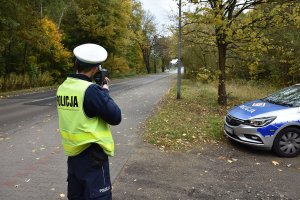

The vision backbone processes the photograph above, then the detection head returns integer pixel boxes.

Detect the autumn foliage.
[181,0,300,105]
[0,0,163,92]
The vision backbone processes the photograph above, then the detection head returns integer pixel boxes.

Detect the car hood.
[228,99,288,120]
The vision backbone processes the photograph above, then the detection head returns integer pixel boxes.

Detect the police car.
[224,84,300,157]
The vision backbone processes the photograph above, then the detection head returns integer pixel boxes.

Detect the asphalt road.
[0,73,173,133]
[0,72,176,199]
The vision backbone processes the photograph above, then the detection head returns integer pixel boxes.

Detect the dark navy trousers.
[67,144,112,200]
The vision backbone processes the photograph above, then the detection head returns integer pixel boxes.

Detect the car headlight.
[244,116,277,127]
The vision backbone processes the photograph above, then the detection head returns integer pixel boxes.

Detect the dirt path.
[112,140,300,200]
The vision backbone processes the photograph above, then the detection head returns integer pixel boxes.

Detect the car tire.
[272,127,300,157]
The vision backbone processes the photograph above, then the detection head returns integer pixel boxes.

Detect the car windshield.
[262,84,300,107]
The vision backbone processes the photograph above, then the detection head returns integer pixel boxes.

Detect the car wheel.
[273,127,300,157]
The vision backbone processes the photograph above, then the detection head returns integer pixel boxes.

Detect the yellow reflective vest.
[56,77,114,156]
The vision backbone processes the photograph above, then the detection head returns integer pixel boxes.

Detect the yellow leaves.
[106,56,130,74]
[39,17,71,63]
[291,7,300,28]
[248,60,261,78]
[215,18,223,28]
[236,29,243,38]
[226,28,233,37]
[41,18,61,42]
[196,68,211,83]
[214,13,225,29]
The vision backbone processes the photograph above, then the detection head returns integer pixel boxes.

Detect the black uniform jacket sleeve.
[68,74,121,125]
[84,84,122,125]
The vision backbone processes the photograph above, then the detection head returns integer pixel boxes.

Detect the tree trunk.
[110,53,115,76]
[154,57,157,73]
[146,48,151,73]
[40,0,43,20]
[142,47,151,74]
[161,59,166,72]
[23,42,28,73]
[5,39,13,74]
[217,43,227,106]
[58,8,65,29]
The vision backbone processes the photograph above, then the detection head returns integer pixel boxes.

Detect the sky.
[139,0,178,33]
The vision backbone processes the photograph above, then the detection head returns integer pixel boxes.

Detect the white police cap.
[73,43,108,65]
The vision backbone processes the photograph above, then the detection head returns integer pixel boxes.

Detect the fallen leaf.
[272,161,279,166]
[218,156,226,160]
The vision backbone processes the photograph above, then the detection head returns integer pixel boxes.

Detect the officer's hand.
[102,77,110,90]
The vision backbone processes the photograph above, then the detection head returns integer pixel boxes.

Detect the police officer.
[57,43,121,200]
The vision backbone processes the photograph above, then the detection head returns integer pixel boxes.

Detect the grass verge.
[0,85,57,99]
[143,79,276,151]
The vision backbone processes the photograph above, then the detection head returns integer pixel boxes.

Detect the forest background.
[0,0,299,106]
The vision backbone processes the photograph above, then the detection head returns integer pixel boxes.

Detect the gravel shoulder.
[112,139,300,200]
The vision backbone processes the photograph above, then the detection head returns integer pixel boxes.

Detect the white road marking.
[30,96,56,103]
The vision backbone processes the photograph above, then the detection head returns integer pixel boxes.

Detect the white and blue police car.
[224,84,300,157]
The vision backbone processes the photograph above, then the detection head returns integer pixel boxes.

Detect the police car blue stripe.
[257,122,285,136]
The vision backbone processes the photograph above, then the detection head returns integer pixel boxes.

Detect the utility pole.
[177,0,182,99]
